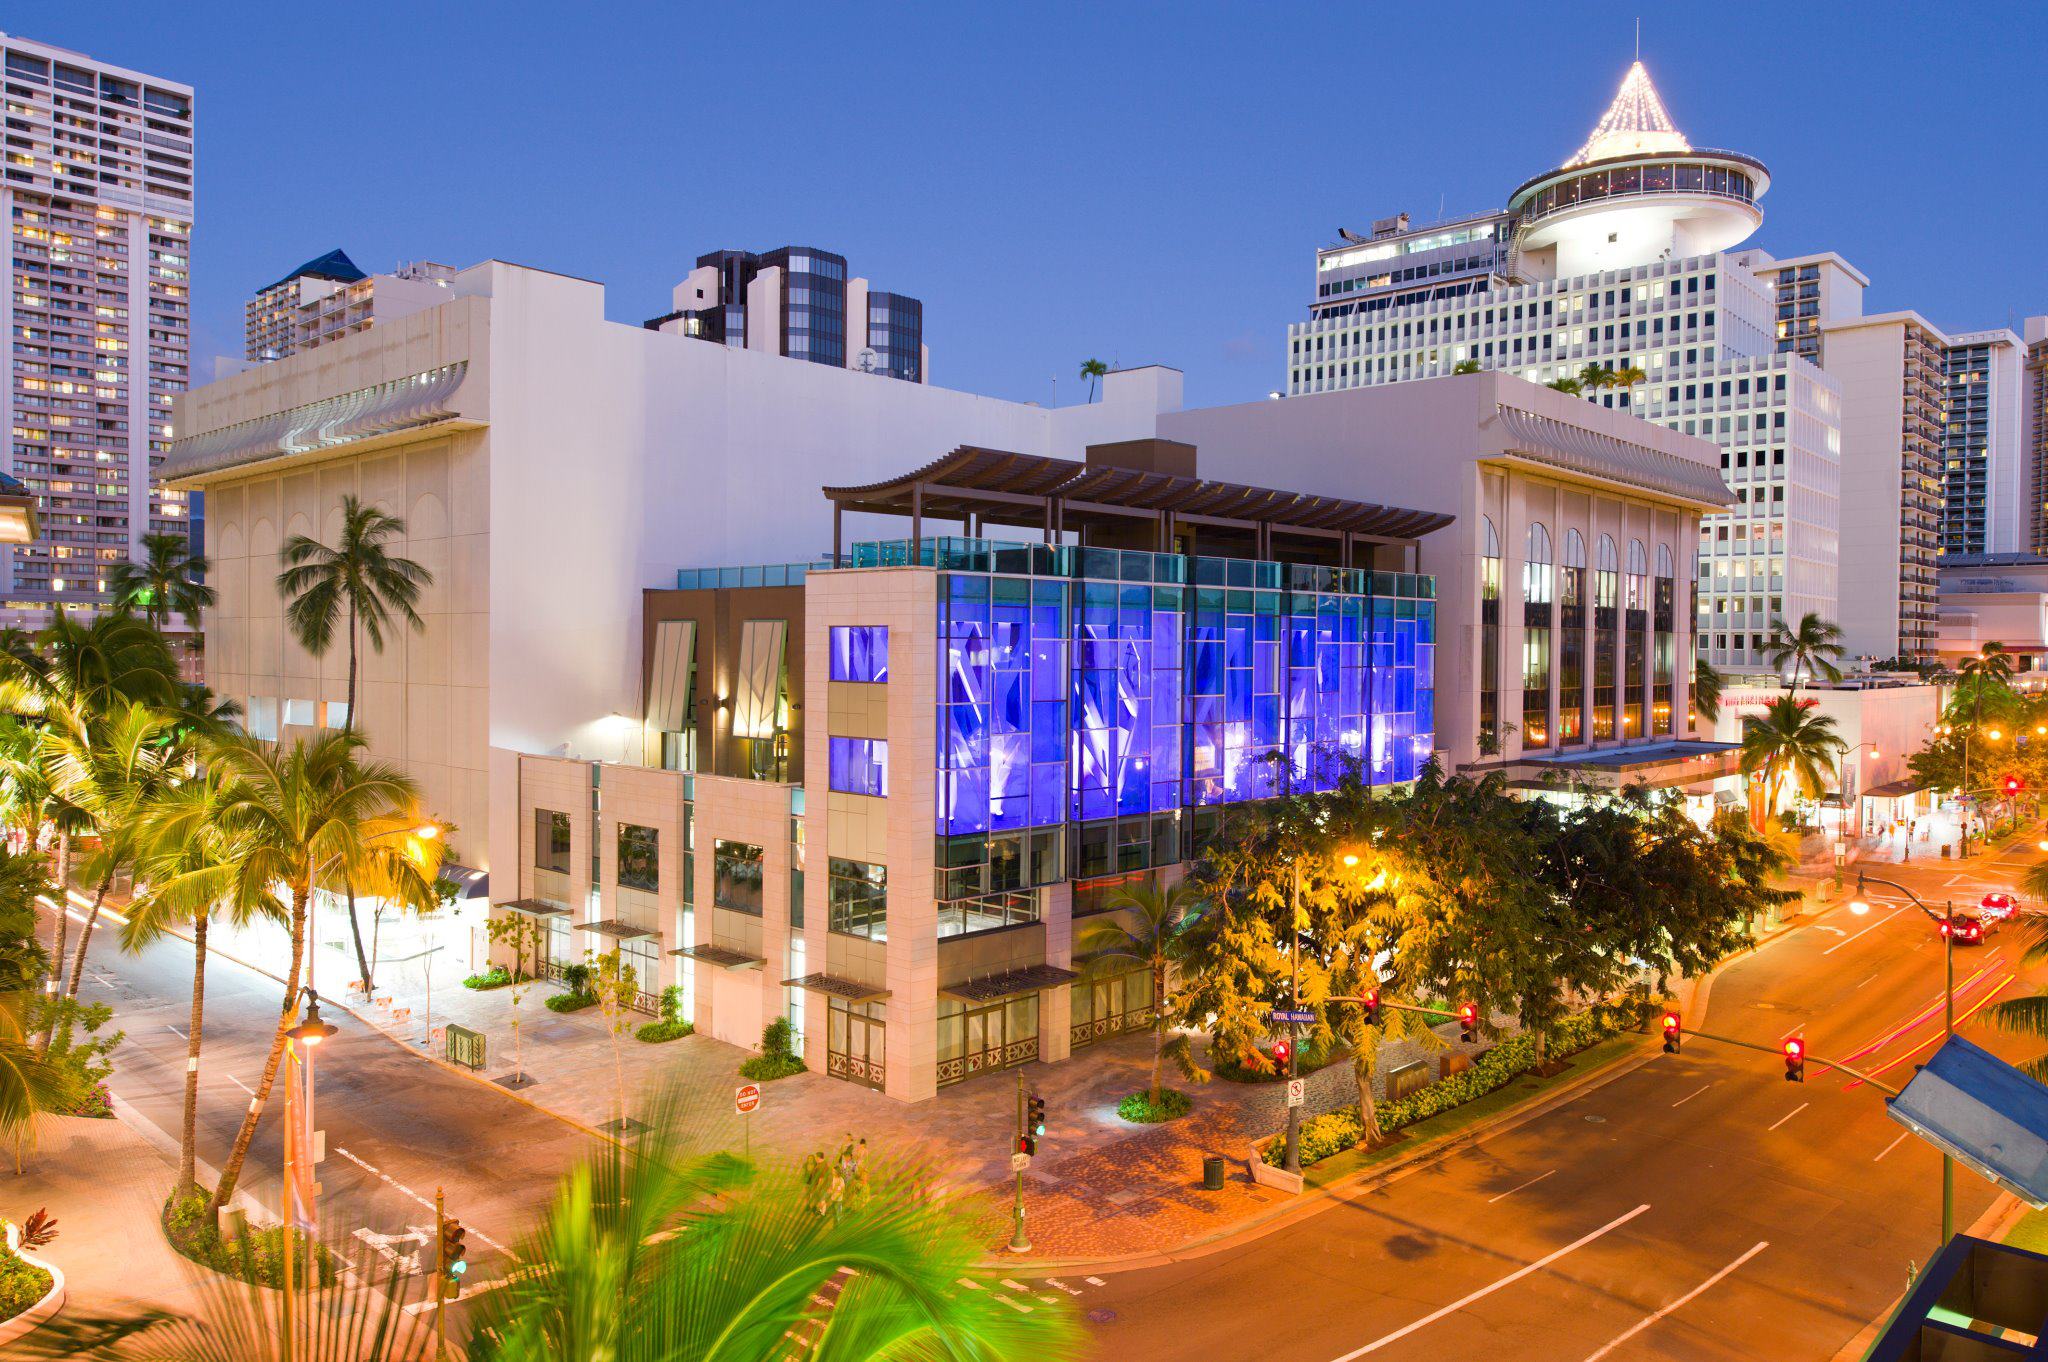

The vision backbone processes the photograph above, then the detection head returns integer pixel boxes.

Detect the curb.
[983,1034,1658,1275]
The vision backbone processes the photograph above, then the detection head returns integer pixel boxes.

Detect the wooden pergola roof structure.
[822,446,1454,566]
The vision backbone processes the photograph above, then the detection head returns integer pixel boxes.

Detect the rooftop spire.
[1567,60,1690,167]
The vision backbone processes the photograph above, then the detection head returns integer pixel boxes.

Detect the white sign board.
[735,1082,762,1114]
[1010,1151,1031,1172]
[1286,1079,1306,1108]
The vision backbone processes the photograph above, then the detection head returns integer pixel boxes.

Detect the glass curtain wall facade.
[1558,530,1586,743]
[762,248,848,367]
[1593,535,1619,738]
[858,538,1432,916]
[866,291,923,382]
[1522,523,1553,747]
[1623,540,1648,737]
[1480,518,1501,746]
[1653,545,1676,733]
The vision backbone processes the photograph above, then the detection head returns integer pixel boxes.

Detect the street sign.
[1269,1009,1315,1025]
[1286,1079,1306,1108]
[734,1082,762,1114]
[1011,1151,1031,1172]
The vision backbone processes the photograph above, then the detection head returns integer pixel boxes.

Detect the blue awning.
[1888,1036,2048,1208]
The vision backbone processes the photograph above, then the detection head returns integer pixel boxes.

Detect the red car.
[1980,891,2019,922]
[1946,913,1991,945]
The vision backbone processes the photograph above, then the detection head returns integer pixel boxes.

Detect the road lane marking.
[1874,1131,1910,1162]
[1085,1276,1107,1286]
[1852,973,2019,1088]
[1670,1084,1710,1108]
[995,1295,1032,1313]
[1766,1103,1808,1132]
[1486,1169,1555,1204]
[166,1024,186,1038]
[1824,906,1908,955]
[332,1146,510,1254]
[956,1277,983,1290]
[1000,1278,1030,1292]
[1579,1241,1770,1361]
[1326,1204,1653,1360]
[1839,965,1998,1064]
[1044,1278,1081,1295]
[1855,973,1880,990]
[226,1074,255,1097]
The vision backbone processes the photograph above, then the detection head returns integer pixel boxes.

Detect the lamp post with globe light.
[282,987,339,1350]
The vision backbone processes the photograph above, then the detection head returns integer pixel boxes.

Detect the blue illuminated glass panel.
[931,548,1433,839]
[828,736,888,797]
[829,625,889,682]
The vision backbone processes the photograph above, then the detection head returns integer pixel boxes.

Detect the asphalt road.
[73,900,595,1320]
[1079,844,2046,1362]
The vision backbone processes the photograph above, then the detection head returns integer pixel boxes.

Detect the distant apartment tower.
[2027,317,2048,554]
[245,249,457,361]
[1936,329,2023,558]
[0,32,193,625]
[647,246,927,383]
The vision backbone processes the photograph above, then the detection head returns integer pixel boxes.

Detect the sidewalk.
[1,1114,203,1326]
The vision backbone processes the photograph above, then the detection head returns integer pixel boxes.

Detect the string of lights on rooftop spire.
[1567,60,1691,166]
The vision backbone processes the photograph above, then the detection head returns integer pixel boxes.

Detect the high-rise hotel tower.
[0,32,193,626]
[1284,61,2018,666]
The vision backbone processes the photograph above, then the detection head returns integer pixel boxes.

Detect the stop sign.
[735,1082,762,1114]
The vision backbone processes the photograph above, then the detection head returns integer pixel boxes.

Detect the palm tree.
[156,729,439,1217]
[0,719,86,1003]
[1079,357,1108,402]
[1074,881,1202,1107]
[0,842,76,1157]
[108,532,216,633]
[1578,362,1617,394]
[1764,612,1847,690]
[1739,695,1845,831]
[125,768,271,1196]
[46,701,179,1000]
[1693,656,1725,725]
[1451,359,1482,375]
[277,495,433,995]
[1545,376,1583,395]
[1610,362,1647,391]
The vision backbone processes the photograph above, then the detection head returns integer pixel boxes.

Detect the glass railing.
[846,536,1433,599]
[674,559,829,590]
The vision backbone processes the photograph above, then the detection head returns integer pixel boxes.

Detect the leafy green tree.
[1578,362,1618,393]
[1739,696,1844,830]
[277,494,434,995]
[1764,612,1846,690]
[587,947,639,1130]
[1451,359,1482,375]
[107,532,216,633]
[143,730,439,1217]
[0,843,74,1156]
[485,911,549,1083]
[1078,357,1108,402]
[1074,880,1203,1108]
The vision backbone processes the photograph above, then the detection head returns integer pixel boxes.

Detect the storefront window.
[616,823,658,892]
[1559,530,1586,744]
[713,840,763,915]
[936,993,1040,1084]
[1480,517,1501,748]
[1070,968,1156,1049]
[1523,522,1553,748]
[828,858,887,940]
[1594,535,1618,740]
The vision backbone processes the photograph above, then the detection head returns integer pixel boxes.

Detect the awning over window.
[941,964,1081,1004]
[732,619,787,740]
[1865,778,1930,800]
[670,942,762,969]
[163,362,470,481]
[582,919,657,941]
[645,619,696,733]
[782,972,890,1003]
[439,862,489,901]
[497,898,570,918]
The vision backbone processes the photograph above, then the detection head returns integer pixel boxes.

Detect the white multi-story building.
[245,249,458,362]
[1286,62,1841,670]
[0,31,194,626]
[1939,328,2024,559]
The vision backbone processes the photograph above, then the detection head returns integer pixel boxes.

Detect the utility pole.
[1283,859,1303,1175]
[434,1186,448,1362]
[1007,1068,1031,1253]
[1943,898,1955,1243]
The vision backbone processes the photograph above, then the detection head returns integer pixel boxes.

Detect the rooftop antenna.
[1634,17,1641,60]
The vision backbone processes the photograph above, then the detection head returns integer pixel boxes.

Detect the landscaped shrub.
[463,965,512,990]
[161,1190,336,1289]
[1116,1089,1193,1123]
[1260,1011,1618,1167]
[1211,1035,1341,1084]
[0,1241,50,1324]
[636,1018,694,1043]
[544,992,595,1014]
[559,962,593,995]
[740,1017,806,1081]
[68,1079,113,1118]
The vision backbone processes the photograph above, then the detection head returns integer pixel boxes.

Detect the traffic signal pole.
[1007,1068,1030,1254]
[1858,872,1959,1243]
[434,1186,447,1362]
[1283,861,1302,1175]
[1675,1025,1902,1096]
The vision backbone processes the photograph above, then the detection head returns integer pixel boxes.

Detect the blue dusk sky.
[25,1,2048,408]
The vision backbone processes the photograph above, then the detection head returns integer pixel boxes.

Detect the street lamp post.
[1835,741,1880,877]
[285,986,339,1319]
[1851,873,1955,1243]
[1282,859,1303,1175]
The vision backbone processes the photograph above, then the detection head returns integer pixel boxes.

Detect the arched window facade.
[1523,522,1553,747]
[1653,544,1676,734]
[1593,535,1619,739]
[1624,540,1649,736]
[1480,517,1501,747]
[1559,530,1586,744]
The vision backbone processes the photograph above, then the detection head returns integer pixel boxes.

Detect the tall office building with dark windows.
[648,246,925,383]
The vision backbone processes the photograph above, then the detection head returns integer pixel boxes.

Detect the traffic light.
[2007,775,2025,797]
[1361,990,1382,1027]
[1661,1012,1682,1054]
[1784,1037,1806,1083]
[438,1215,468,1299]
[1027,1094,1046,1138]
[1271,1037,1293,1070]
[1016,1132,1037,1157]
[1457,1003,1479,1044]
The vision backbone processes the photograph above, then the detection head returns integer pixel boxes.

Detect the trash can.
[1202,1155,1226,1190]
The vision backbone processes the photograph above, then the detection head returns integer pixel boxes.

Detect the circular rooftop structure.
[1506,62,1768,277]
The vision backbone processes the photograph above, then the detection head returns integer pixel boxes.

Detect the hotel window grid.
[1522,522,1553,748]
